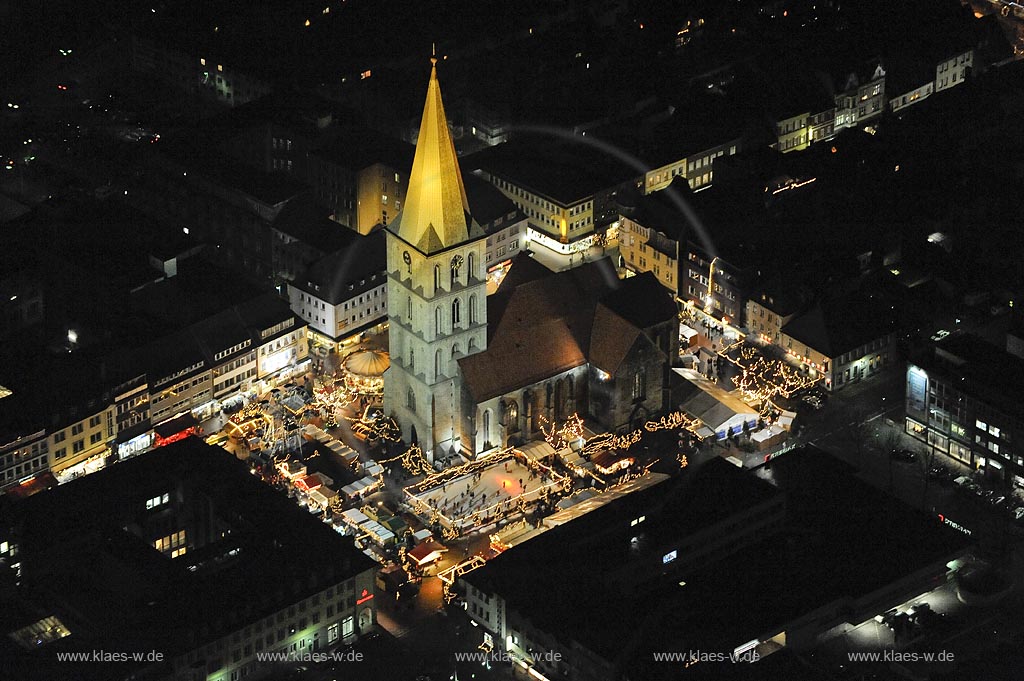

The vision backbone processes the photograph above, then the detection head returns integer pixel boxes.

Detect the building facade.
[905,334,1024,489]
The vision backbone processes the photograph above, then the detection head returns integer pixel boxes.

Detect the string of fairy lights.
[720,345,821,417]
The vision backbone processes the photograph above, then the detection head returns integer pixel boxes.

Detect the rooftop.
[465,133,640,205]
[0,438,376,680]
[468,447,971,679]
[780,290,898,358]
[460,259,673,402]
[917,333,1024,420]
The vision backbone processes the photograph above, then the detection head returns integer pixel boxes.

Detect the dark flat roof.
[917,332,1024,420]
[467,447,970,678]
[1,438,376,679]
[465,134,640,205]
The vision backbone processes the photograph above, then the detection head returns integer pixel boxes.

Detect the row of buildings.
[0,289,308,492]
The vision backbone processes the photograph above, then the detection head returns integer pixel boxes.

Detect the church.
[384,59,678,464]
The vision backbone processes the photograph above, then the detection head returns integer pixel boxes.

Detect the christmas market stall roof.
[343,349,391,376]
[408,540,448,566]
[673,368,759,438]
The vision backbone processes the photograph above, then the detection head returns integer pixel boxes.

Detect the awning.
[153,412,197,439]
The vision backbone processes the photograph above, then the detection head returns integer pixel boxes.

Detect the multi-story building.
[0,438,378,681]
[888,48,973,113]
[112,373,153,461]
[467,136,640,260]
[0,394,48,490]
[934,49,974,93]
[309,128,414,235]
[778,292,898,391]
[46,400,115,483]
[463,174,528,271]
[616,179,747,323]
[681,246,746,325]
[241,301,309,392]
[130,36,272,107]
[831,60,887,132]
[618,198,682,297]
[906,333,1024,489]
[745,285,807,346]
[147,293,307,427]
[289,230,388,353]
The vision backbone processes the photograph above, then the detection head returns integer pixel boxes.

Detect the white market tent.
[360,520,396,546]
[340,508,370,529]
[674,368,759,440]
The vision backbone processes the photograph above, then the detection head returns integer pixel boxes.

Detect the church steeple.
[392,55,471,253]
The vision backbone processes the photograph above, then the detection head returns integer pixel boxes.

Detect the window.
[976,419,988,431]
[434,265,441,292]
[451,298,461,326]
[407,388,416,413]
[469,294,477,325]
[72,423,83,436]
[632,368,647,401]
[72,440,85,454]
[435,307,443,335]
[435,349,444,378]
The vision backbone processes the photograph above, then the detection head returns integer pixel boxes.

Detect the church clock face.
[451,254,464,271]
[403,250,412,266]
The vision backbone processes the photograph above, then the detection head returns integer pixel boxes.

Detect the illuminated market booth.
[342,349,389,397]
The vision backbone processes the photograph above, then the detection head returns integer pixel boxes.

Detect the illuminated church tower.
[384,57,488,463]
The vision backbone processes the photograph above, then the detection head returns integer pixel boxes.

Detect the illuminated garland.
[643,411,703,434]
[721,345,821,417]
[539,413,585,451]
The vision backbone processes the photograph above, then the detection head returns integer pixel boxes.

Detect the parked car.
[802,395,824,410]
[890,448,916,462]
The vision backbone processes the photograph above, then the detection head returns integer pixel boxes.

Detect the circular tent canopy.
[342,350,389,396]
[343,350,390,376]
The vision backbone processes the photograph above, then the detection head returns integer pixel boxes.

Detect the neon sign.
[937,514,972,536]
